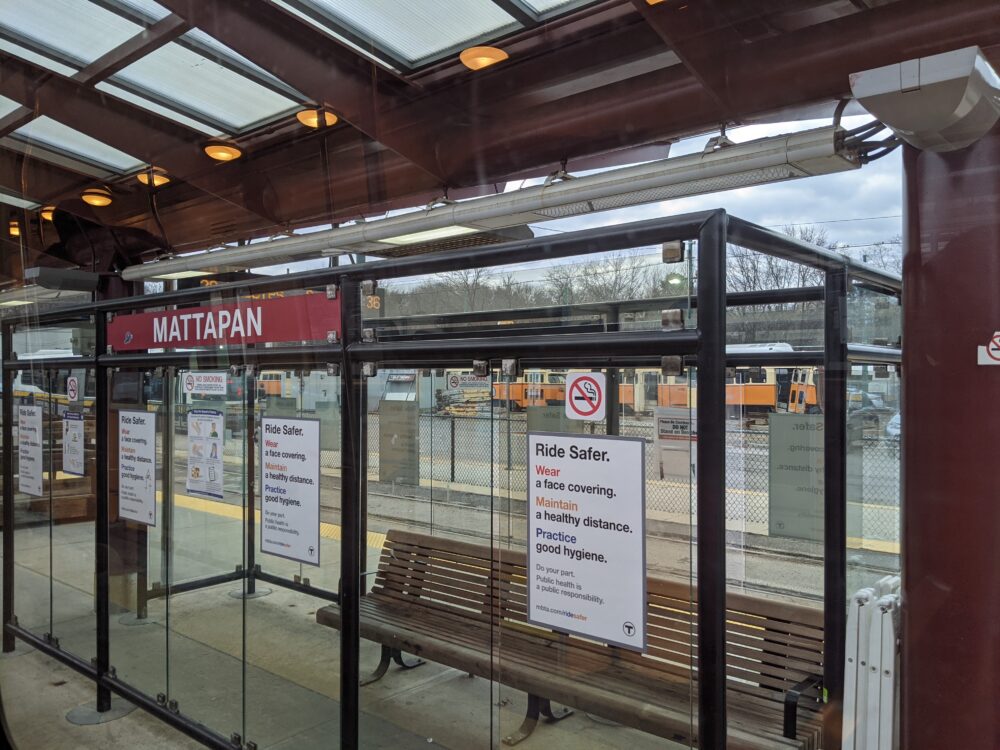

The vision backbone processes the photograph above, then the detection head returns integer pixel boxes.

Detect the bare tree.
[439,267,490,311]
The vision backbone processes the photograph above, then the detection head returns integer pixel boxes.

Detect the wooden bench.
[317,529,825,749]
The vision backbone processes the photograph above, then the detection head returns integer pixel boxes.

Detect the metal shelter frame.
[0,210,902,750]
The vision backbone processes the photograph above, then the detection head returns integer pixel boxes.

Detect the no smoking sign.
[566,372,606,421]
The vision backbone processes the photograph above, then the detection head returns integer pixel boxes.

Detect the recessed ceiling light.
[459,46,508,71]
[380,225,479,245]
[203,142,243,161]
[81,187,113,207]
[296,109,338,129]
[137,166,170,187]
[40,206,55,221]
[0,300,32,307]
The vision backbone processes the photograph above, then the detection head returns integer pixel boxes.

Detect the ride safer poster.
[526,432,646,650]
[260,417,321,566]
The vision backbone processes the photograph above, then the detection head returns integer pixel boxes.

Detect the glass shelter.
[1,211,902,750]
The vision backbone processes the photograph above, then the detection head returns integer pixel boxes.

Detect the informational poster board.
[186,409,224,500]
[527,432,646,651]
[654,406,696,484]
[378,400,419,485]
[62,412,85,477]
[17,405,43,497]
[768,413,823,541]
[526,406,584,435]
[181,371,227,397]
[119,410,157,525]
[261,417,320,566]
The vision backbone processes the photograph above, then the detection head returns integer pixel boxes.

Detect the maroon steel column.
[902,126,1000,750]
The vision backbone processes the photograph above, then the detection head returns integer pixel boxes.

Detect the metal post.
[94,311,111,712]
[696,212,727,750]
[2,322,15,652]
[450,417,456,483]
[246,367,256,595]
[161,367,174,609]
[606,305,620,437]
[339,279,362,750]
[822,268,848,748]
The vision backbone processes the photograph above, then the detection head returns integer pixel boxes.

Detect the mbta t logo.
[977,331,1000,365]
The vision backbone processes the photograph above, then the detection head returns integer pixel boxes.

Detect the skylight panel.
[95,82,225,136]
[0,0,142,65]
[113,39,299,131]
[291,0,520,65]
[0,38,78,76]
[13,116,143,172]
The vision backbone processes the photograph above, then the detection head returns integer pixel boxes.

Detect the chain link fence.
[362,410,901,545]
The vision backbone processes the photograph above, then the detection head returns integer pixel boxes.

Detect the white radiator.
[842,576,900,750]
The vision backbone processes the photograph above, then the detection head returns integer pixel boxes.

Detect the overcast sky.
[522,115,902,251]
[257,115,902,276]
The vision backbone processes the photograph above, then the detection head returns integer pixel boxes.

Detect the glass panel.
[12,367,53,641]
[0,0,143,65]
[727,364,826,746]
[495,365,696,747]
[112,39,299,131]
[847,284,901,347]
[245,368,342,749]
[166,367,247,735]
[107,368,168,701]
[367,245,694,338]
[49,359,98,661]
[357,368,496,746]
[846,364,901,596]
[297,0,520,64]
[12,116,144,173]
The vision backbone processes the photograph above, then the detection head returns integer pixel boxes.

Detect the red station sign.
[107,293,341,352]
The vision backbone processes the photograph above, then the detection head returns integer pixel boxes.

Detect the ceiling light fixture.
[137,166,170,187]
[380,226,480,245]
[460,46,508,71]
[40,206,55,221]
[8,219,20,237]
[152,270,212,280]
[203,142,243,162]
[296,109,338,129]
[81,187,113,207]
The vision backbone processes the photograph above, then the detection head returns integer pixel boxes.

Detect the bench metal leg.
[361,646,426,686]
[360,645,393,686]
[391,648,425,670]
[502,695,574,746]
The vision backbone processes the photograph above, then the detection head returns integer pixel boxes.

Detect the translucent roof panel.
[13,116,143,173]
[521,0,589,13]
[0,95,22,120]
[113,0,172,22]
[0,0,142,65]
[295,0,520,65]
[183,29,300,96]
[0,192,38,210]
[112,37,299,131]
[0,38,78,76]
[95,83,225,137]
